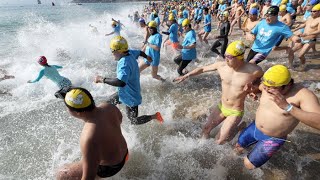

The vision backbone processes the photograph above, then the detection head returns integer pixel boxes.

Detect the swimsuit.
[97,150,129,178]
[301,37,316,44]
[218,102,244,117]
[238,121,287,167]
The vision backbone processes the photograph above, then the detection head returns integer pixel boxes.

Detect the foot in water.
[155,112,164,124]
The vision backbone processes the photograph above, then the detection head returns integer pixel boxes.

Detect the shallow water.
[0,2,319,180]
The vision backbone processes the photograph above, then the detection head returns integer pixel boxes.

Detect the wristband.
[285,104,293,112]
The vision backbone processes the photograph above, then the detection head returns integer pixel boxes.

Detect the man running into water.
[56,88,128,179]
[246,6,300,64]
[290,4,320,71]
[27,56,72,98]
[235,65,320,169]
[95,36,163,125]
[241,8,259,47]
[174,41,263,144]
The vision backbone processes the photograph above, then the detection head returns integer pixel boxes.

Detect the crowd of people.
[12,0,320,179]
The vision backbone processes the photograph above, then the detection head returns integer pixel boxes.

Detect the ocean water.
[0,2,319,180]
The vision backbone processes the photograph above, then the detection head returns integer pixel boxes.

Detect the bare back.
[217,62,263,110]
[80,103,127,166]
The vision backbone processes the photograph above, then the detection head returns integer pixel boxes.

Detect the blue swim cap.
[238,0,243,3]
[139,18,145,24]
[249,8,258,15]
[310,0,319,5]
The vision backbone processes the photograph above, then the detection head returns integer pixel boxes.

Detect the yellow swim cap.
[250,2,258,8]
[223,11,229,17]
[64,88,95,112]
[110,36,128,53]
[281,0,288,4]
[279,4,287,11]
[226,41,246,60]
[262,65,291,87]
[148,20,158,28]
[112,21,117,26]
[168,15,175,21]
[182,18,191,27]
[312,4,320,11]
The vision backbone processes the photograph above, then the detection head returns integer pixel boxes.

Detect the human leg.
[126,106,163,125]
[210,40,222,56]
[139,60,150,72]
[297,43,313,71]
[151,66,165,81]
[177,60,192,76]
[56,161,83,180]
[215,116,243,144]
[106,92,121,105]
[201,105,225,139]
[203,32,210,44]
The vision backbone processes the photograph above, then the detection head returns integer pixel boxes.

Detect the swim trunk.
[246,49,267,64]
[238,121,286,168]
[218,102,244,117]
[58,78,72,89]
[97,149,129,178]
[301,38,316,44]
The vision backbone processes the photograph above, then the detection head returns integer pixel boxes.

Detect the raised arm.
[173,62,223,83]
[28,69,45,83]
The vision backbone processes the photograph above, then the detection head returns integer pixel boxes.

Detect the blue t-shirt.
[129,49,140,60]
[183,9,189,19]
[155,17,161,32]
[271,0,282,5]
[251,19,293,55]
[172,9,178,18]
[182,29,197,60]
[169,23,179,43]
[194,8,199,19]
[204,14,212,32]
[218,4,227,13]
[197,8,203,20]
[178,18,185,33]
[303,10,311,21]
[114,24,121,35]
[150,13,155,21]
[117,55,142,107]
[145,33,162,66]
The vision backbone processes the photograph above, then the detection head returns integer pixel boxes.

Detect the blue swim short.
[238,121,286,168]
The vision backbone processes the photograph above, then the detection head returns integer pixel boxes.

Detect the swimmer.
[27,56,72,98]
[235,65,320,169]
[56,88,128,179]
[174,41,263,144]
[94,36,164,125]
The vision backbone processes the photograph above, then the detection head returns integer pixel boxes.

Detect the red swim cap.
[38,56,47,65]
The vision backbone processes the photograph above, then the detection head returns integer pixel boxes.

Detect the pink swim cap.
[38,56,47,65]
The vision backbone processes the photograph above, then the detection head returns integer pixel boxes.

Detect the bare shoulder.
[99,103,122,118]
[244,62,263,73]
[296,85,318,99]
